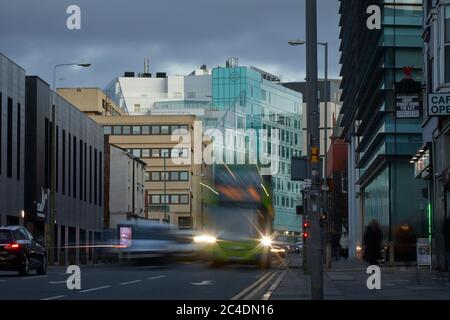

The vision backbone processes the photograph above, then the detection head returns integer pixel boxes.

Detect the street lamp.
[288,40,331,267]
[48,62,91,265]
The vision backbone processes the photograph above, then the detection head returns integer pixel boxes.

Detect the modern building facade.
[339,0,426,260]
[415,1,450,270]
[25,76,104,265]
[0,53,26,227]
[211,63,304,233]
[104,142,146,229]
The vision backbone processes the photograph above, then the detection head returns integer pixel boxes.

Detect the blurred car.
[270,245,287,258]
[294,241,303,254]
[0,226,47,276]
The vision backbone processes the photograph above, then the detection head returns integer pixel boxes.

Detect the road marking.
[191,280,214,286]
[79,285,111,293]
[242,272,278,300]
[41,295,65,300]
[49,281,66,284]
[230,272,273,300]
[261,271,286,300]
[120,280,142,285]
[21,275,48,280]
[147,275,166,280]
[0,280,7,282]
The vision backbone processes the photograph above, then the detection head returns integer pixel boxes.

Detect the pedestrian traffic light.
[303,220,310,240]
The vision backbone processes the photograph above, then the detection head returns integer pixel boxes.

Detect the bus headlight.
[194,235,217,244]
[260,236,272,247]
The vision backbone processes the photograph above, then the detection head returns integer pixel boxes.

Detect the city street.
[0,258,289,300]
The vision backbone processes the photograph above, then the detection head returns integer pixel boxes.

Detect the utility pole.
[305,0,323,300]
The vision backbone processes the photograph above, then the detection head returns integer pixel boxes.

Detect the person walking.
[443,216,450,275]
[363,219,382,266]
[339,232,350,261]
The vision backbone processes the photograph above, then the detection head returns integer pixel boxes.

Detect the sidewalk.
[269,255,450,300]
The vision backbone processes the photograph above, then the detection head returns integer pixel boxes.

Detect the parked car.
[0,226,47,276]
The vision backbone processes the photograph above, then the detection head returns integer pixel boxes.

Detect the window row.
[149,194,190,205]
[0,93,21,180]
[145,171,189,182]
[128,148,189,159]
[104,124,189,136]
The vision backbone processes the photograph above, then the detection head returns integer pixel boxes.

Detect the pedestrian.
[339,232,349,261]
[443,216,450,274]
[363,219,382,266]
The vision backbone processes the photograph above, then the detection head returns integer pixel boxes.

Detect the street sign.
[428,93,450,116]
[303,179,312,188]
[416,238,431,268]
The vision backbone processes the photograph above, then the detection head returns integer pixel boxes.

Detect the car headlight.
[260,236,272,247]
[194,235,217,244]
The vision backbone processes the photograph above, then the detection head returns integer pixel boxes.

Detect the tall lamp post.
[288,40,330,267]
[48,63,91,265]
[288,0,323,300]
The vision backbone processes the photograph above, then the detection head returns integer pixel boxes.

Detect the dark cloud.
[0,0,341,88]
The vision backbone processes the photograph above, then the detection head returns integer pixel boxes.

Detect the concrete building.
[339,0,426,261]
[0,53,26,227]
[415,1,450,270]
[25,76,104,265]
[85,115,208,230]
[57,87,125,117]
[104,142,146,229]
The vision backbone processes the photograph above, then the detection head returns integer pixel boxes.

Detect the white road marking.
[120,280,142,285]
[191,280,214,286]
[79,285,111,293]
[41,295,65,300]
[21,275,48,280]
[49,281,66,284]
[147,275,166,280]
[231,272,273,300]
[261,271,286,300]
[0,280,7,282]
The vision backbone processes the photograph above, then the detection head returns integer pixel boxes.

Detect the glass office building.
[339,0,426,258]
[211,63,303,233]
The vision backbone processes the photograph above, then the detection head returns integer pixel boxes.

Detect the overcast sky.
[0,0,341,89]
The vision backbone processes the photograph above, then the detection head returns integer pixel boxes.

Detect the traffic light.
[303,220,310,240]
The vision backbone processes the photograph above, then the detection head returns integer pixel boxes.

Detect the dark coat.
[443,218,450,250]
[363,225,382,263]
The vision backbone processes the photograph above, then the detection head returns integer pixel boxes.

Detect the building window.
[122,126,131,135]
[141,149,150,158]
[142,126,150,135]
[73,136,77,199]
[151,125,160,135]
[151,195,160,204]
[179,171,189,181]
[62,130,66,195]
[132,126,141,135]
[180,195,189,204]
[16,103,21,180]
[170,171,179,181]
[7,97,13,178]
[445,6,450,83]
[151,172,161,181]
[132,149,141,158]
[113,126,122,135]
[171,194,180,204]
[161,125,170,135]
[104,126,112,135]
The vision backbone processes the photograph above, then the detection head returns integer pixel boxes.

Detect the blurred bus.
[198,164,274,268]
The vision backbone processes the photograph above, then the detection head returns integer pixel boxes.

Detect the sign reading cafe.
[428,93,450,116]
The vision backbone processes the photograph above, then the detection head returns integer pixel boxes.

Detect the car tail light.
[4,243,21,250]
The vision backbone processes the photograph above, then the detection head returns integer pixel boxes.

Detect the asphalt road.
[0,256,291,300]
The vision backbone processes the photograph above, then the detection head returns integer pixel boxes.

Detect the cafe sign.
[428,93,450,116]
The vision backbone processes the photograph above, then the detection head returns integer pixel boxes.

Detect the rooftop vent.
[124,72,135,77]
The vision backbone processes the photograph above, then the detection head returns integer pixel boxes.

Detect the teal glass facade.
[211,66,304,233]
